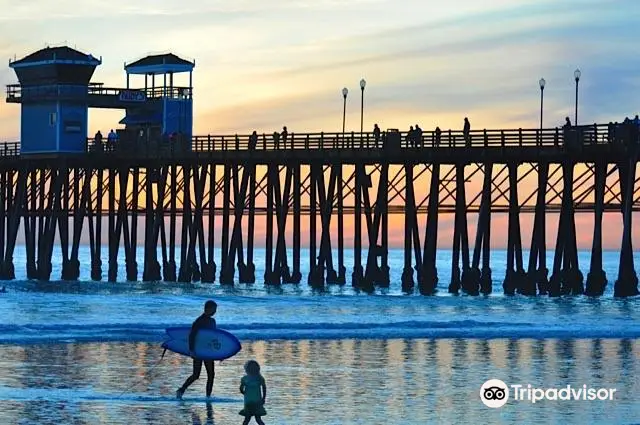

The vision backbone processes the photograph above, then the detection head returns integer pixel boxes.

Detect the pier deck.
[0,122,637,297]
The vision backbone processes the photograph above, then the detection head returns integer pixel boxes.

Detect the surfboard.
[162,327,242,361]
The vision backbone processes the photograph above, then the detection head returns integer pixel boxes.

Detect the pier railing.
[184,124,623,151]
[1,122,638,158]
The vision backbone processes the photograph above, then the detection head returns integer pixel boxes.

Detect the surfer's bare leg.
[255,416,265,425]
[242,417,251,425]
[204,360,215,397]
[178,358,203,396]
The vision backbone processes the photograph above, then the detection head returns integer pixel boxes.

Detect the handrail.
[2,123,638,159]
[5,83,192,100]
[82,122,637,155]
[0,142,21,157]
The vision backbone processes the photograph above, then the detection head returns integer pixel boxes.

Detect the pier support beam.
[449,164,470,294]
[401,164,423,293]
[527,163,549,295]
[318,166,337,285]
[504,163,526,295]
[420,164,439,295]
[549,162,583,296]
[471,163,492,295]
[585,162,607,296]
[291,165,302,283]
[614,156,639,297]
[352,165,364,288]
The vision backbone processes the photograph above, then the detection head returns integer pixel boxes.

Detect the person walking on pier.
[406,126,415,147]
[435,126,442,147]
[281,126,288,148]
[249,131,258,150]
[415,124,423,147]
[107,129,117,151]
[94,130,103,151]
[176,300,218,400]
[272,131,280,150]
[373,124,381,147]
[463,117,471,146]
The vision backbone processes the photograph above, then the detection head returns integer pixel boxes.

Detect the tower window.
[49,112,57,126]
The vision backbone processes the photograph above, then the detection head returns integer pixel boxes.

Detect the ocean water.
[1,247,639,424]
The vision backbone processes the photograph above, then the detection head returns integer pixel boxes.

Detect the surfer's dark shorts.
[239,401,267,417]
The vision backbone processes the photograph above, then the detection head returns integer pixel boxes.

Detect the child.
[239,360,267,425]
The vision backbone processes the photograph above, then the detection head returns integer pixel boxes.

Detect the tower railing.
[5,83,192,102]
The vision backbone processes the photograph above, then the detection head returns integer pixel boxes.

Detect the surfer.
[176,300,217,400]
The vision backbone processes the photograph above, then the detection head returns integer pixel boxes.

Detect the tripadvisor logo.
[480,379,617,408]
[480,379,509,408]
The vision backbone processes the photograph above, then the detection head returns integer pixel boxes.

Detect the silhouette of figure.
[463,117,471,146]
[94,130,103,151]
[407,126,415,147]
[176,300,218,400]
[564,117,572,129]
[249,131,258,150]
[107,129,117,150]
[373,124,381,147]
[272,131,280,150]
[435,126,442,147]
[415,124,423,147]
[281,126,288,148]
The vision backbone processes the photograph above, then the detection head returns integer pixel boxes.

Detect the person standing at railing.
[281,126,288,149]
[107,129,117,151]
[249,131,258,150]
[406,126,415,147]
[415,124,423,147]
[463,117,471,147]
[435,126,442,147]
[94,130,103,152]
[272,131,280,150]
[373,124,381,148]
[608,122,615,143]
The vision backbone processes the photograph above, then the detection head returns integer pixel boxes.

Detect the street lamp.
[539,78,545,130]
[574,68,581,125]
[342,87,348,136]
[359,78,366,134]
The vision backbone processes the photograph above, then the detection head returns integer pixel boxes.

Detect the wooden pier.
[0,124,638,297]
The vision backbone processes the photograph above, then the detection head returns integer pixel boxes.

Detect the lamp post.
[574,68,581,125]
[539,78,545,130]
[342,87,348,136]
[359,78,366,134]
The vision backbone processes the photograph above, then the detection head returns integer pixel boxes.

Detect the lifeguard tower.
[6,46,195,154]
[120,53,195,146]
[6,46,101,154]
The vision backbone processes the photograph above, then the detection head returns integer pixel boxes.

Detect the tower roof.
[10,46,101,68]
[125,53,195,75]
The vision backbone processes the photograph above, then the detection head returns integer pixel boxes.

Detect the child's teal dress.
[239,374,267,417]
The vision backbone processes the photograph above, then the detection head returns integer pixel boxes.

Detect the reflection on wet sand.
[0,338,638,424]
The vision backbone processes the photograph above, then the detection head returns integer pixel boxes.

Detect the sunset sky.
[0,0,638,249]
